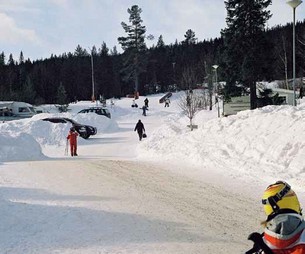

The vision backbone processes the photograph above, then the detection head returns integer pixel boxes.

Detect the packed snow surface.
[1,91,305,253]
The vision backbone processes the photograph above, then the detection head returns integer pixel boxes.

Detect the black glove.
[245,232,273,254]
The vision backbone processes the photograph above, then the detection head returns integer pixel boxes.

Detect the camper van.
[0,101,37,119]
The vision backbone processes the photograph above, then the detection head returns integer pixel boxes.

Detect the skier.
[144,98,149,108]
[246,180,305,254]
[67,127,78,156]
[134,119,145,141]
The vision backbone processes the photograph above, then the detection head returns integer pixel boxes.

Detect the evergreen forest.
[0,3,305,108]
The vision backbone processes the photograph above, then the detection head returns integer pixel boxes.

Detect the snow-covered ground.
[1,91,305,253]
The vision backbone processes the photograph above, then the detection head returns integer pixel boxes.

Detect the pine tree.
[118,5,147,94]
[0,52,5,66]
[99,42,109,56]
[20,76,36,103]
[56,83,68,106]
[91,45,97,56]
[222,0,272,109]
[8,54,15,66]
[183,29,197,45]
[110,46,118,56]
[19,51,24,64]
[74,45,88,57]
[156,35,165,48]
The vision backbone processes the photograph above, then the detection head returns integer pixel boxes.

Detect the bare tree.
[180,67,198,90]
[178,90,201,131]
[197,88,210,110]
[278,36,289,89]
[298,35,305,76]
[204,61,214,110]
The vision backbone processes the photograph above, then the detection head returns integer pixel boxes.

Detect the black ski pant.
[137,131,143,141]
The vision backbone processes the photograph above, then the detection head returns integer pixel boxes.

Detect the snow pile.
[138,103,305,186]
[0,109,117,161]
[0,132,45,161]
[2,92,305,189]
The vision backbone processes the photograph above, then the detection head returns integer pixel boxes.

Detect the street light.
[88,47,95,102]
[212,65,219,90]
[172,62,176,90]
[287,0,302,106]
[212,65,220,117]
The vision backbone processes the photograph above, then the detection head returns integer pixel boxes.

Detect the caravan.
[0,101,37,120]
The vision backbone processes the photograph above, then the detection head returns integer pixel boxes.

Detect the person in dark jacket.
[144,98,149,108]
[141,105,147,116]
[134,120,145,141]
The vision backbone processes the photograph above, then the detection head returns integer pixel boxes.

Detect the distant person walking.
[144,98,149,108]
[134,120,145,141]
[67,127,78,156]
[141,105,147,116]
[164,98,170,107]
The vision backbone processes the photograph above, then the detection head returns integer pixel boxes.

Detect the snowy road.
[1,94,278,253]
[1,159,261,253]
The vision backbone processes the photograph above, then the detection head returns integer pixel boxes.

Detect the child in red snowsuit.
[67,127,78,156]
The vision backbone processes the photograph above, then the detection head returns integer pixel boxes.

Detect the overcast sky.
[1,0,304,61]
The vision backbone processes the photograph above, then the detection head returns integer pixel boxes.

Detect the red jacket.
[263,214,305,253]
[67,131,78,144]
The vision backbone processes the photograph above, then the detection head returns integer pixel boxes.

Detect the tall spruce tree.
[74,45,88,57]
[0,52,5,66]
[118,5,147,94]
[156,35,165,48]
[20,76,36,103]
[183,29,197,45]
[222,0,272,109]
[56,82,69,111]
[19,51,24,64]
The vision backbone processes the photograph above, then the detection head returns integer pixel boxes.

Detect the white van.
[0,101,37,118]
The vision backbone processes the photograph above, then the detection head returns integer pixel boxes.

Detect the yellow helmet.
[262,181,302,217]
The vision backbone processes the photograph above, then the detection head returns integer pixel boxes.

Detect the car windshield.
[29,107,36,113]
[64,118,80,125]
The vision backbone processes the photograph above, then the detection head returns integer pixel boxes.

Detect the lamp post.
[172,62,176,90]
[212,65,220,117]
[287,0,302,106]
[88,47,95,102]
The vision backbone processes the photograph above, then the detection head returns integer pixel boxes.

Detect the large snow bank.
[138,104,305,186]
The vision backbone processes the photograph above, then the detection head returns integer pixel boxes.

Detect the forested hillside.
[0,4,304,106]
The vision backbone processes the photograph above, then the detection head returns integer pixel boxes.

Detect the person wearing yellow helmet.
[246,181,305,254]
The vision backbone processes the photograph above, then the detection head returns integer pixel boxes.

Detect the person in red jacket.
[246,181,305,254]
[67,127,78,156]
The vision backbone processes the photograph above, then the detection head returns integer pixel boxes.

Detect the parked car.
[42,117,97,139]
[78,107,111,119]
[0,111,20,122]
[0,101,36,118]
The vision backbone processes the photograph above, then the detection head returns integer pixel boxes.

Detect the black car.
[78,107,111,119]
[42,117,97,139]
